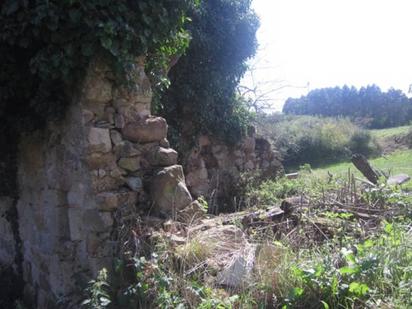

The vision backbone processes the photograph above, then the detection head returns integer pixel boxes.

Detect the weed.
[82,268,111,309]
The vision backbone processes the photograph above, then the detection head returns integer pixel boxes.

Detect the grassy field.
[370,125,411,139]
[313,149,412,189]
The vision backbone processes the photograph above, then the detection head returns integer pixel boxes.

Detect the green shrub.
[257,114,380,169]
[157,0,259,148]
[270,222,412,308]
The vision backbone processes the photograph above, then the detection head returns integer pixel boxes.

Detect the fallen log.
[351,154,381,184]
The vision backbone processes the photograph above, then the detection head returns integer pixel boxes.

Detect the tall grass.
[247,222,412,308]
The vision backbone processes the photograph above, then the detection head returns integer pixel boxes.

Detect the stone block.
[91,175,125,192]
[160,138,170,148]
[87,233,102,257]
[67,183,87,207]
[114,113,126,129]
[126,177,143,192]
[177,200,205,224]
[113,78,152,106]
[85,152,117,170]
[68,208,84,241]
[96,191,137,211]
[150,165,193,216]
[122,117,167,143]
[110,166,127,178]
[110,130,123,146]
[88,127,112,153]
[118,157,141,172]
[84,210,113,233]
[49,255,77,297]
[147,146,178,167]
[104,106,115,124]
[83,72,113,104]
[114,141,141,157]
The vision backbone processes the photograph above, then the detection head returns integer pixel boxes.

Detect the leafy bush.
[269,222,412,308]
[248,177,305,206]
[257,114,380,169]
[156,0,259,148]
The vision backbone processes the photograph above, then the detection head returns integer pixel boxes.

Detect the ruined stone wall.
[0,57,193,308]
[185,130,283,213]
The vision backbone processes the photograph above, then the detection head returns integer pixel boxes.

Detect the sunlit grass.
[313,150,412,190]
[370,125,411,139]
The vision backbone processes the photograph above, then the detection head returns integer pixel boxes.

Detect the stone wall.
[0,197,17,266]
[0,57,193,308]
[185,129,283,213]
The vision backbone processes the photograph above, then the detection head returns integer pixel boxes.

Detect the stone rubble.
[185,133,283,212]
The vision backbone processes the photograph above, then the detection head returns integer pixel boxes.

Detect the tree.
[283,85,412,129]
[156,0,259,148]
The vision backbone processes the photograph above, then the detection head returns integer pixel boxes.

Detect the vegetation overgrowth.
[370,125,411,139]
[83,162,412,308]
[257,114,380,169]
[157,0,259,148]
[0,0,197,132]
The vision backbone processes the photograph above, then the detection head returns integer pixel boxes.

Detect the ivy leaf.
[100,36,112,50]
[4,0,19,15]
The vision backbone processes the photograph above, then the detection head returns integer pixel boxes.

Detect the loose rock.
[150,165,193,216]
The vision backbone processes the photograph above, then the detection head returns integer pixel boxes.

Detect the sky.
[242,0,412,112]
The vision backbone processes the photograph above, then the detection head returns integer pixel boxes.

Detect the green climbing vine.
[0,0,197,131]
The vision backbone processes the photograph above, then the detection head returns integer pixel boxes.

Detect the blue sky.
[242,0,412,111]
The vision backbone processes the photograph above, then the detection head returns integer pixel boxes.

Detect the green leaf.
[292,287,304,298]
[99,296,111,306]
[321,301,330,309]
[349,282,369,296]
[384,223,393,234]
[100,37,112,50]
[339,266,360,275]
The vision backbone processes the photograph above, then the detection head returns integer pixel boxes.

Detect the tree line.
[283,85,412,128]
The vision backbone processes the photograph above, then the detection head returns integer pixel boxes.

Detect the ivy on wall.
[0,0,197,131]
